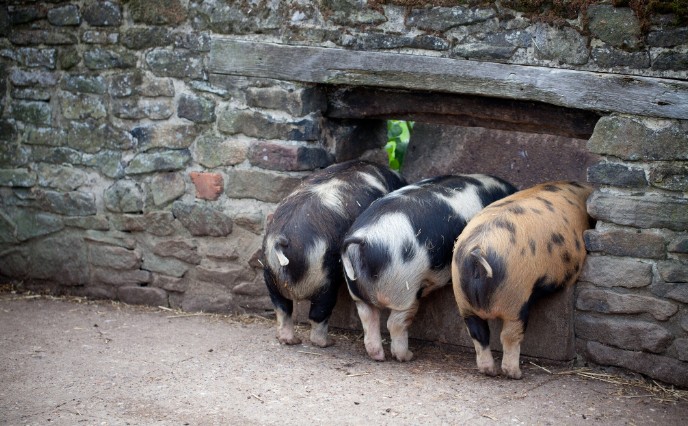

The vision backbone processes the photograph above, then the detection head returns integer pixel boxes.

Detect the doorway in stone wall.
[322,86,603,361]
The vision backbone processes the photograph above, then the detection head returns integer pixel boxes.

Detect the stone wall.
[0,1,687,386]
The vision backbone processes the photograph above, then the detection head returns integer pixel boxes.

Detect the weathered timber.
[209,39,688,120]
[326,87,600,139]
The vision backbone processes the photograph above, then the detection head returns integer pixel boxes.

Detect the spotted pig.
[262,160,406,347]
[341,175,516,361]
[451,181,593,379]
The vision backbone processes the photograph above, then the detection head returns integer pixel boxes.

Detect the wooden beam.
[209,38,688,120]
[326,87,600,139]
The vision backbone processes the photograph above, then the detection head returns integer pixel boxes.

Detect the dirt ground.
[1,292,687,425]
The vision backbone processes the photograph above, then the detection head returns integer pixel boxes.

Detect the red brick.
[190,171,223,200]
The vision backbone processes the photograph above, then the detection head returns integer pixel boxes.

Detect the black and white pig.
[262,160,406,348]
[451,181,593,379]
[340,175,516,361]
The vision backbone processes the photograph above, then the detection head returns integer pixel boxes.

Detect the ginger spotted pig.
[451,181,593,379]
[262,160,406,348]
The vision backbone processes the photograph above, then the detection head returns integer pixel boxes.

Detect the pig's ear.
[470,248,493,279]
[275,236,290,266]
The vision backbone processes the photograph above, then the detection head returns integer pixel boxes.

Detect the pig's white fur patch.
[357,171,388,194]
[308,178,348,216]
[291,237,329,300]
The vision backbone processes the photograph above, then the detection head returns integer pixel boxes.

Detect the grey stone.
[194,0,282,34]
[104,180,145,213]
[121,28,172,50]
[150,172,186,206]
[22,127,64,147]
[649,162,688,192]
[200,241,240,261]
[15,48,57,69]
[587,191,688,232]
[131,125,198,151]
[9,5,46,24]
[588,115,688,161]
[173,32,211,52]
[63,215,110,231]
[109,71,143,97]
[652,51,688,71]
[10,69,59,87]
[129,0,188,26]
[658,260,688,283]
[591,47,650,69]
[588,5,641,49]
[576,314,672,353]
[576,287,678,321]
[1,208,64,242]
[28,233,89,285]
[0,7,7,37]
[145,49,205,79]
[218,109,319,141]
[583,341,688,387]
[112,98,174,120]
[407,6,494,31]
[81,31,119,45]
[36,164,86,191]
[193,135,247,168]
[48,4,81,26]
[665,285,688,304]
[125,150,192,175]
[61,75,107,95]
[30,147,82,166]
[452,43,516,61]
[180,281,238,314]
[342,33,450,51]
[172,201,233,237]
[587,162,648,188]
[139,78,175,98]
[225,169,302,203]
[33,189,97,216]
[11,88,52,101]
[247,141,333,171]
[579,255,652,288]
[178,94,216,123]
[0,169,36,187]
[194,265,250,288]
[188,80,229,98]
[109,212,176,237]
[246,86,327,116]
[674,339,688,362]
[668,236,688,254]
[84,48,137,70]
[66,121,135,153]
[153,239,201,265]
[151,274,187,293]
[82,151,125,179]
[0,249,28,277]
[532,24,589,65]
[82,1,122,27]
[142,253,190,278]
[59,92,107,120]
[118,286,168,307]
[9,30,78,46]
[583,228,665,259]
[11,101,51,125]
[84,230,137,250]
[58,46,80,70]
[89,244,142,270]
[93,268,151,287]
[648,28,688,48]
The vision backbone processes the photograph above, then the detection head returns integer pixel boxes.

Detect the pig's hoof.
[503,367,523,380]
[311,336,335,348]
[278,335,302,345]
[393,350,414,362]
[367,347,385,361]
[478,364,499,377]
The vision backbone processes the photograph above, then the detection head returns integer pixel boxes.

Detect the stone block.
[588,5,641,49]
[153,239,201,265]
[247,141,333,171]
[59,92,107,120]
[129,0,188,26]
[246,86,327,116]
[58,46,80,70]
[82,150,125,179]
[10,69,59,88]
[110,212,176,237]
[582,341,688,387]
[587,162,648,188]
[668,236,688,254]
[194,265,251,288]
[84,48,137,70]
[174,32,211,52]
[9,5,47,24]
[150,172,186,206]
[193,0,282,34]
[591,46,650,69]
[588,115,688,161]
[142,253,190,278]
[11,88,51,101]
[218,109,319,141]
[652,51,688,71]
[9,29,77,46]
[66,121,135,153]
[61,74,107,95]
[532,23,589,65]
[225,169,302,203]
[658,260,688,283]
[674,339,688,362]
[15,48,57,69]
[93,267,150,286]
[81,31,119,45]
[145,49,205,79]
[63,215,110,231]
[125,150,192,175]
[178,94,216,123]
[132,125,198,151]
[648,27,688,48]
[0,168,36,187]
[11,101,51,126]
[579,255,652,288]
[121,28,172,50]
[193,135,248,168]
[48,4,81,26]
[104,180,145,213]
[82,1,122,27]
[84,230,137,249]
[171,201,233,237]
[28,234,89,285]
[583,227,665,259]
[33,189,97,216]
[342,33,450,51]
[575,314,672,353]
[112,98,174,120]
[452,43,517,61]
[118,286,168,307]
[649,162,688,192]
[190,171,224,201]
[407,6,494,31]
[587,191,688,231]
[151,274,187,293]
[1,208,63,242]
[576,287,677,321]
[89,244,141,270]
[180,281,238,314]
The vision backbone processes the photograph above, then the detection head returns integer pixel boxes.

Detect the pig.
[451,181,593,379]
[262,160,406,348]
[341,175,516,362]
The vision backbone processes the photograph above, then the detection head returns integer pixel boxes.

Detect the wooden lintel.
[209,38,688,121]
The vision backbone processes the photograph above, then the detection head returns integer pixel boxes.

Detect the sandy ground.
[1,292,687,425]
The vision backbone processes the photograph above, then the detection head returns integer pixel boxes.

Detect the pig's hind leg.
[500,319,525,379]
[387,302,419,362]
[355,301,385,361]
[264,269,301,345]
[465,315,498,376]
[308,283,339,348]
